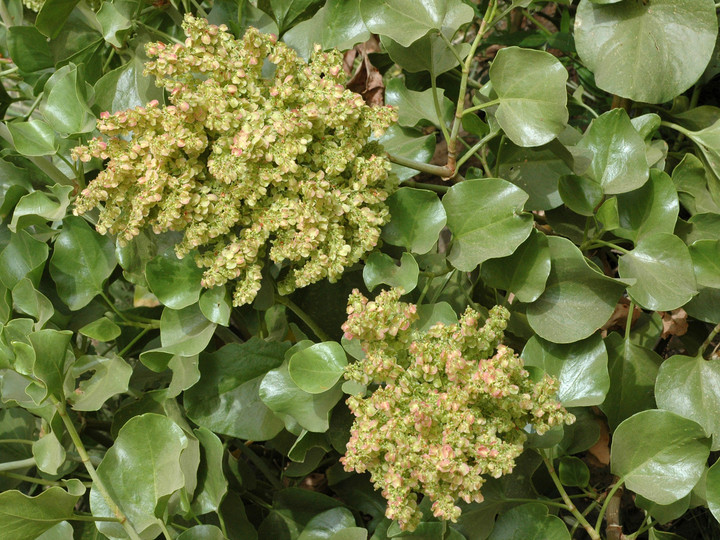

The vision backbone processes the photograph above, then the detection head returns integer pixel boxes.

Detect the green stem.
[0,66,18,77]
[158,520,173,540]
[0,471,60,485]
[582,239,630,254]
[624,299,635,341]
[136,21,184,44]
[236,442,284,491]
[700,322,720,359]
[388,153,454,178]
[437,32,466,66]
[52,397,143,540]
[661,121,692,138]
[431,74,452,145]
[0,123,73,186]
[274,294,330,342]
[69,514,121,523]
[0,438,34,445]
[400,180,449,193]
[594,478,625,533]
[455,131,499,170]
[429,270,456,304]
[542,454,601,540]
[117,327,151,358]
[0,457,35,473]
[417,276,434,305]
[461,99,501,117]
[23,92,44,121]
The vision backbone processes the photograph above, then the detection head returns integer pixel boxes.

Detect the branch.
[387,153,454,178]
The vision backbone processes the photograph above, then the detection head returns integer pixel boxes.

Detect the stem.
[274,294,330,342]
[0,66,18,77]
[604,476,625,540]
[0,439,34,445]
[23,92,44,121]
[400,180,449,193]
[52,397,143,540]
[236,442,284,491]
[117,327,151,358]
[700,322,720,359]
[136,21,184,44]
[542,454,601,540]
[595,478,625,534]
[0,457,35,472]
[0,471,61,485]
[625,299,635,341]
[582,239,630,254]
[455,131,499,170]
[437,32,466,66]
[0,0,13,27]
[431,74,452,144]
[417,276,434,305]
[447,0,498,172]
[158,520,173,540]
[429,270,456,304]
[388,153,454,178]
[70,514,121,523]
[0,123,73,186]
[462,99,500,117]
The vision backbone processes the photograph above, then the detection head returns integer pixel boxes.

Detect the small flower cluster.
[22,0,44,11]
[73,15,397,305]
[341,289,574,530]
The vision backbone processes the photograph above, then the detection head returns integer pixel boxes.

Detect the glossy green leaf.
[297,507,356,540]
[68,354,132,411]
[707,459,720,524]
[160,304,217,356]
[575,0,717,103]
[526,237,625,344]
[191,427,228,515]
[381,32,470,75]
[487,502,570,540]
[672,153,720,215]
[10,185,73,233]
[96,0,139,48]
[32,430,66,475]
[615,169,679,242]
[686,287,720,324]
[176,525,225,540]
[94,55,164,114]
[199,285,231,326]
[6,26,53,73]
[385,77,453,129]
[35,0,79,38]
[489,47,569,147]
[49,216,117,311]
[184,340,287,440]
[78,317,121,341]
[28,329,73,402]
[363,251,419,293]
[558,456,590,488]
[7,120,59,157]
[91,414,193,538]
[0,487,80,539]
[443,178,533,272]
[40,63,95,135]
[328,529,367,540]
[522,333,609,407]
[577,109,649,194]
[146,252,204,310]
[35,521,74,540]
[635,493,690,525]
[611,410,710,505]
[619,233,697,311]
[600,332,661,431]
[480,230,551,303]
[258,0,322,32]
[414,301,458,333]
[259,488,344,538]
[283,0,369,58]
[289,342,348,394]
[656,354,720,450]
[558,174,603,216]
[359,0,474,47]
[378,126,435,182]
[260,360,343,433]
[382,187,446,254]
[689,240,720,288]
[0,231,48,289]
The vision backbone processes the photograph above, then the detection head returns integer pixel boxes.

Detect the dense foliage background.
[1,0,720,539]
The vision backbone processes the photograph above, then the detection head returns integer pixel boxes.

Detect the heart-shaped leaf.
[615,169,679,242]
[363,251,419,293]
[289,342,348,394]
[382,187,446,254]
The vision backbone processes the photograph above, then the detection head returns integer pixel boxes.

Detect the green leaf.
[656,354,720,451]
[260,488,344,538]
[35,0,80,38]
[289,342,348,394]
[96,0,140,48]
[414,301,457,333]
[359,0,474,47]
[577,109,649,194]
[522,333,609,407]
[0,230,48,289]
[283,0,369,58]
[258,0,322,32]
[619,233,697,311]
[297,507,356,540]
[574,0,718,103]
[6,26,53,73]
[10,185,73,232]
[686,286,720,324]
[480,230,551,303]
[382,188,446,254]
[558,174,603,216]
[176,525,225,540]
[385,78,453,130]
[36,521,74,540]
[611,410,710,505]
[487,502,570,540]
[381,32,470,75]
[12,278,54,330]
[40,63,96,135]
[7,120,59,157]
[363,251,419,293]
[79,317,121,341]
[489,47,569,147]
[94,55,164,114]
[689,239,720,288]
[260,360,343,433]
[329,529,367,540]
[49,216,117,311]
[443,178,533,272]
[526,237,625,343]
[28,329,73,402]
[199,285,231,326]
[33,430,66,475]
[558,456,590,488]
[635,494,690,526]
[160,304,217,356]
[672,153,720,215]
[146,251,204,310]
[378,126,436,182]
[615,169,679,242]
[91,414,193,538]
[708,459,720,524]
[68,354,132,411]
[600,332,661,431]
[184,340,287,440]
[0,487,81,539]
[191,427,228,515]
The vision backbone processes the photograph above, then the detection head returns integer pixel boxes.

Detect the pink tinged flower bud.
[179,101,190,112]
[249,57,258,65]
[100,111,110,119]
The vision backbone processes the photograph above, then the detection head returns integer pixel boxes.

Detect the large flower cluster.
[340,289,574,530]
[73,16,397,306]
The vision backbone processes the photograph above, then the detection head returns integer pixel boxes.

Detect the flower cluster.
[340,289,574,530]
[73,16,397,306]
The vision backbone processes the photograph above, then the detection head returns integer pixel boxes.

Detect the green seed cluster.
[341,289,574,531]
[73,15,397,306]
